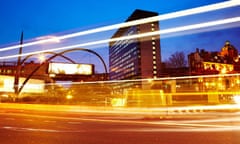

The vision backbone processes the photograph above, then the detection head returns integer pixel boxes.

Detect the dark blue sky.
[0,0,239,72]
[0,0,231,43]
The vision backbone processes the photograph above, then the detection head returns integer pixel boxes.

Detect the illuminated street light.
[13,34,61,99]
[17,48,108,95]
[66,94,73,100]
[38,54,46,63]
[147,78,154,83]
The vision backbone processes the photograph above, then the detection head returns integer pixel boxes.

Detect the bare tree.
[165,51,187,68]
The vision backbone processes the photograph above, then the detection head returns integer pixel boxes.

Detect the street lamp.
[13,34,61,100]
[38,54,46,63]
[17,48,108,95]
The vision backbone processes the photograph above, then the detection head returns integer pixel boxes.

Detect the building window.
[152,41,155,45]
[153,56,156,60]
[152,46,156,50]
[152,51,156,55]
[7,69,12,74]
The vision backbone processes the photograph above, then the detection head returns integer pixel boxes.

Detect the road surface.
[0,103,240,144]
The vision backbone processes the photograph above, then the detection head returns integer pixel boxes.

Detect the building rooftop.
[111,9,158,40]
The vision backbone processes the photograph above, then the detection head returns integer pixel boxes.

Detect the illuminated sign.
[203,62,233,74]
[48,63,93,75]
[0,75,44,93]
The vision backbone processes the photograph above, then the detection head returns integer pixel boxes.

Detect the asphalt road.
[0,104,240,144]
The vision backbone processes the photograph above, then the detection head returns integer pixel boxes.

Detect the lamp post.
[13,31,23,101]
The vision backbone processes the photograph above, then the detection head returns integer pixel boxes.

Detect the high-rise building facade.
[109,9,161,81]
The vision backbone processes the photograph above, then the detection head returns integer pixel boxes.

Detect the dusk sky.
[0,0,239,72]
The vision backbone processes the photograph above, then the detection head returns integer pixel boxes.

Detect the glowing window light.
[147,79,153,83]
[66,94,73,100]
[233,95,240,104]
[236,79,240,84]
[221,67,227,74]
[4,79,14,92]
[111,98,126,107]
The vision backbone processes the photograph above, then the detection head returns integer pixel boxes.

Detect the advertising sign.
[0,75,44,93]
[48,63,93,75]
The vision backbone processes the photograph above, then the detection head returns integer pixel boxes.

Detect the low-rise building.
[188,41,240,75]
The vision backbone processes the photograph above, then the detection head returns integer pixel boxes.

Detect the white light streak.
[45,73,240,87]
[2,103,240,132]
[0,0,239,52]
[1,17,239,60]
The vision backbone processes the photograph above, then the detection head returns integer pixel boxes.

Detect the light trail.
[162,92,240,96]
[1,104,240,133]
[1,16,239,60]
[3,120,240,133]
[176,116,240,124]
[2,126,63,133]
[1,103,240,117]
[0,0,238,52]
[116,125,240,132]
[166,104,240,112]
[43,72,240,86]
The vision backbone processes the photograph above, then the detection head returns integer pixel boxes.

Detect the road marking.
[24,119,33,122]
[4,118,15,121]
[2,126,59,132]
[44,120,56,123]
[93,116,145,120]
[148,121,234,128]
[1,110,240,132]
[2,126,85,133]
[112,126,240,132]
[68,121,82,125]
